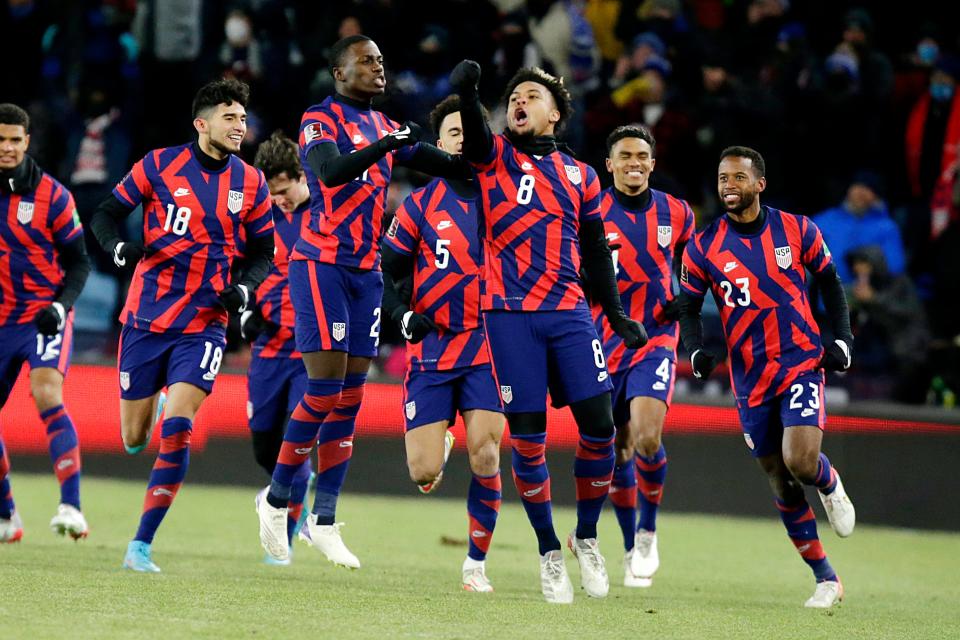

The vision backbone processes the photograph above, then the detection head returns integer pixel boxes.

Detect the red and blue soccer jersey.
[294,95,418,270]
[253,202,310,359]
[0,172,82,326]
[112,144,273,333]
[470,134,601,311]
[592,188,695,373]
[681,206,833,407]
[383,179,488,371]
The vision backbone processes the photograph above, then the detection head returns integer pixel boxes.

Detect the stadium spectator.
[219,9,262,84]
[815,171,906,284]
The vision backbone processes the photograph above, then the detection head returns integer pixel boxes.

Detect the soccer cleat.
[122,540,161,573]
[256,491,290,562]
[0,512,23,543]
[630,529,660,578]
[124,391,166,455]
[567,533,609,598]
[462,557,494,592]
[804,578,844,608]
[264,546,292,566]
[297,518,313,545]
[623,551,653,588]
[49,504,89,540]
[540,549,574,604]
[418,430,456,494]
[819,471,855,538]
[305,520,360,569]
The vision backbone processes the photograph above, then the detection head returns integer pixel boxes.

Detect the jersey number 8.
[516,174,535,205]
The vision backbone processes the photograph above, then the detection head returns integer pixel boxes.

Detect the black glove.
[610,314,648,349]
[661,297,681,322]
[691,349,720,380]
[219,283,250,314]
[34,302,66,337]
[378,121,423,152]
[110,240,144,270]
[819,338,853,372]
[240,307,266,342]
[450,59,481,94]
[392,308,437,344]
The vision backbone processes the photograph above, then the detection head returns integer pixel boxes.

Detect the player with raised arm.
[591,125,694,587]
[244,131,313,565]
[0,103,92,543]
[256,36,465,568]
[449,60,647,603]
[381,95,505,592]
[90,79,275,572]
[678,146,856,608]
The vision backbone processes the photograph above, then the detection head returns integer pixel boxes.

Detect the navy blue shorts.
[117,325,227,400]
[247,355,308,432]
[736,370,826,457]
[483,309,612,412]
[402,364,502,431]
[0,315,74,405]
[610,346,676,427]
[289,260,383,357]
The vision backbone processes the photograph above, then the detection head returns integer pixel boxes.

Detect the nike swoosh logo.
[152,488,174,497]
[797,543,811,553]
[591,480,611,488]
[57,459,75,470]
[339,441,353,448]
[522,487,543,498]
[395,126,410,137]
[294,447,312,455]
[471,530,488,538]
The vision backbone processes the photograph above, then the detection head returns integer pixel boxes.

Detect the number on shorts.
[434,239,451,270]
[163,204,192,236]
[655,357,671,383]
[788,382,820,410]
[516,174,535,205]
[199,340,223,376]
[35,333,63,362]
[591,339,606,369]
[370,307,381,347]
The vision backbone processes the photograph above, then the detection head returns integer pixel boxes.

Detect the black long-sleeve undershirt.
[454,86,494,164]
[579,217,629,322]
[677,291,706,353]
[237,233,275,292]
[306,140,467,188]
[89,194,132,255]
[55,237,92,309]
[813,263,853,344]
[380,244,415,322]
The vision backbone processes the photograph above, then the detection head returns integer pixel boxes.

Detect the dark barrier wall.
[4,366,958,530]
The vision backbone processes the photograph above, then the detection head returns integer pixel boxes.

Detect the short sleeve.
[48,182,83,245]
[243,171,275,239]
[299,108,339,157]
[680,238,709,297]
[800,217,832,274]
[579,164,601,223]
[112,156,153,208]
[383,191,423,256]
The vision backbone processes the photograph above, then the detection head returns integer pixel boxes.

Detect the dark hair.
[429,95,462,137]
[329,35,374,74]
[606,125,656,156]
[254,130,302,181]
[502,67,573,133]
[192,78,250,118]
[720,145,766,178]
[0,103,30,132]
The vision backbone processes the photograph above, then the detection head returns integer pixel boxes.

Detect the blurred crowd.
[2,0,959,406]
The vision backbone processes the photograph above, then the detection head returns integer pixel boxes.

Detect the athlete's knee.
[30,378,62,411]
[634,431,662,458]
[468,440,500,476]
[784,451,818,484]
[570,393,615,440]
[407,455,442,485]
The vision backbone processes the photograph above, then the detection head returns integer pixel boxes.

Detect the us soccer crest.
[227,190,244,214]
[405,401,416,420]
[119,371,130,391]
[564,165,582,185]
[17,201,34,224]
[500,385,513,404]
[774,245,793,269]
[332,322,346,341]
[657,225,672,248]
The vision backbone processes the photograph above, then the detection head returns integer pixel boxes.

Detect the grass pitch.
[2,474,958,640]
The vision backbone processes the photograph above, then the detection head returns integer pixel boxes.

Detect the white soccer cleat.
[804,579,844,608]
[49,504,88,540]
[305,520,360,569]
[540,549,574,604]
[623,551,653,588]
[257,492,290,562]
[418,430,456,495]
[0,511,23,543]
[567,533,609,598]
[819,471,855,538]
[462,556,494,592]
[630,529,660,578]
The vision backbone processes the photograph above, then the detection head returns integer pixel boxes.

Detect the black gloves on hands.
[34,302,66,337]
[240,307,266,341]
[219,283,250,314]
[610,315,648,350]
[450,60,481,94]
[379,121,423,152]
[661,297,681,322]
[690,349,720,380]
[819,338,853,372]
[111,241,144,270]
[393,308,437,344]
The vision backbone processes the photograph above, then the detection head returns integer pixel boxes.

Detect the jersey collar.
[333,92,372,111]
[0,154,42,195]
[613,186,652,212]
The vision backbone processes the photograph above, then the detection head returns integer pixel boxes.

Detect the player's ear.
[193,117,207,135]
[332,66,346,83]
[436,138,445,151]
[757,176,767,192]
[605,157,613,174]
[549,108,560,125]
[649,157,656,171]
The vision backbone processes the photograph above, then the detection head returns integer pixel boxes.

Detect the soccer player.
[90,79,275,572]
[0,103,92,543]
[380,95,505,592]
[678,146,856,608]
[449,60,647,603]
[244,131,313,565]
[256,35,465,568]
[592,125,694,588]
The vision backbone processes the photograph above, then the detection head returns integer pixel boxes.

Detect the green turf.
[2,474,958,640]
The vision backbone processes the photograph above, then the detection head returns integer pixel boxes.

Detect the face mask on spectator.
[930,81,954,102]
[917,42,939,65]
[226,17,251,46]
